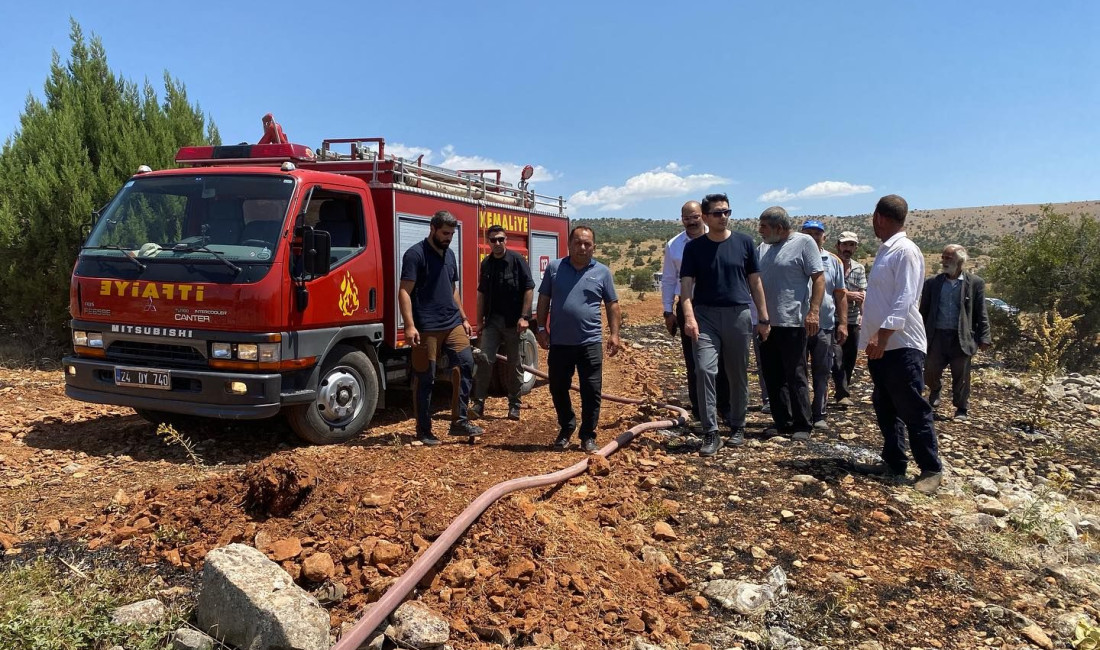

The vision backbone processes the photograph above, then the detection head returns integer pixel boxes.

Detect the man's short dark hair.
[874,195,908,224]
[431,210,458,229]
[701,193,729,214]
[486,224,505,238]
[569,225,595,242]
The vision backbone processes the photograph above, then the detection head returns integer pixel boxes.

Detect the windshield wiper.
[82,245,146,272]
[170,244,241,275]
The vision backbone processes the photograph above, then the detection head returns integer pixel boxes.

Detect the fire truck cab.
[63,131,569,444]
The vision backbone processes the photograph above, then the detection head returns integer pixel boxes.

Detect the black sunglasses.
[489,237,506,243]
[706,209,732,217]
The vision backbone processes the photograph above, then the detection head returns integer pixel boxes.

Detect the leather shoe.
[553,428,574,450]
[914,471,943,495]
[726,426,746,447]
[417,432,441,446]
[508,405,521,421]
[581,437,598,452]
[448,420,484,437]
[699,431,723,456]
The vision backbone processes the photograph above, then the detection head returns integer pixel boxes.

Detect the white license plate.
[114,366,171,390]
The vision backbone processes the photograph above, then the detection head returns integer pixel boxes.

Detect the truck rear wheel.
[287,345,379,445]
[497,329,539,396]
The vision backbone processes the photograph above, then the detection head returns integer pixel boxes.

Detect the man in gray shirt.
[756,207,825,440]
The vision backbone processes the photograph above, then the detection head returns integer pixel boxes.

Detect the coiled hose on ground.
[331,358,689,650]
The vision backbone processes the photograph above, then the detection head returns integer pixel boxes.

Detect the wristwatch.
[758,319,770,325]
[663,311,674,318]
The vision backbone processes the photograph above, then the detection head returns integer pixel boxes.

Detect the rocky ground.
[2,295,1100,649]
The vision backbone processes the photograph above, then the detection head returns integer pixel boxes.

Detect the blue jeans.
[868,347,942,473]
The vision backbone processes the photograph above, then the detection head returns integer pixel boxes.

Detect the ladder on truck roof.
[316,137,566,217]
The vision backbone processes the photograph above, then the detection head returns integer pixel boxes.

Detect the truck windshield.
[84,174,294,263]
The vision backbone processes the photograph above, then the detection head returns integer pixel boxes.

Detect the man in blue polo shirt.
[535,226,622,452]
[399,210,483,445]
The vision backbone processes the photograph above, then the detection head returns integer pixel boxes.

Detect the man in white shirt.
[661,201,729,426]
[856,195,943,495]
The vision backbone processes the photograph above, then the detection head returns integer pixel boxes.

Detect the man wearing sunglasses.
[471,225,535,421]
[680,193,771,456]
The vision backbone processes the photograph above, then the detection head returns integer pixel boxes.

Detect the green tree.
[987,206,1100,370]
[0,21,219,347]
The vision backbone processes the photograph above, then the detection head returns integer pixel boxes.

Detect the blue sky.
[2,2,1097,220]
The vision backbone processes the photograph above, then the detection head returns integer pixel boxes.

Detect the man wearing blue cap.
[800,220,848,430]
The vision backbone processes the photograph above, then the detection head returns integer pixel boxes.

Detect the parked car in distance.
[986,297,1019,315]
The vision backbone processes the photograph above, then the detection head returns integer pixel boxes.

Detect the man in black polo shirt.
[399,210,484,445]
[471,225,535,421]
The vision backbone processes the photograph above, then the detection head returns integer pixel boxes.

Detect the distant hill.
[575,200,1100,283]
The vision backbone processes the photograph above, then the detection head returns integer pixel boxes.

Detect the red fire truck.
[62,127,569,444]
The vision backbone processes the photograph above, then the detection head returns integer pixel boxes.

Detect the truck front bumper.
[62,356,292,420]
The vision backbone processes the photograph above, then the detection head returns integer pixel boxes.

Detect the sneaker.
[929,393,942,408]
[914,471,943,495]
[553,427,574,450]
[792,429,812,441]
[699,431,723,456]
[448,420,484,437]
[852,461,906,477]
[507,405,521,421]
[761,403,772,415]
[581,437,599,452]
[762,427,779,437]
[836,397,854,408]
[953,410,969,422]
[813,420,829,431]
[726,426,746,447]
[468,401,484,420]
[417,432,441,446]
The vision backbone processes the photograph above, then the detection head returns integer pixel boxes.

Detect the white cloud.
[569,164,729,212]
[384,143,555,185]
[757,180,874,203]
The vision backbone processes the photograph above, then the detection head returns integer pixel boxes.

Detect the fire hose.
[331,357,690,650]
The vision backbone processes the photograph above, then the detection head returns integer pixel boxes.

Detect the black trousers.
[676,299,730,422]
[868,347,942,474]
[831,323,861,399]
[925,329,972,413]
[548,343,603,440]
[760,326,812,433]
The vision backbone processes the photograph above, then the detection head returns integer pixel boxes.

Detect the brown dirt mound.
[243,456,319,517]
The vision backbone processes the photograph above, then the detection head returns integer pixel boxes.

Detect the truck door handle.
[369,288,376,311]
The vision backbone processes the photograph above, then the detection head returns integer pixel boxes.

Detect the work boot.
[792,429,812,441]
[448,420,484,437]
[852,461,906,478]
[581,437,599,452]
[508,404,521,421]
[813,419,830,431]
[914,471,943,495]
[553,427,574,450]
[953,410,969,422]
[726,426,746,447]
[699,431,723,457]
[416,431,441,446]
[468,400,484,420]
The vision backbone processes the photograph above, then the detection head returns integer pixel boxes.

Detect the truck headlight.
[237,343,258,361]
[73,330,88,347]
[257,343,280,362]
[87,332,104,348]
[211,342,232,359]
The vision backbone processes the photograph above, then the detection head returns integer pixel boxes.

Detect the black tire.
[286,345,379,445]
[491,329,539,396]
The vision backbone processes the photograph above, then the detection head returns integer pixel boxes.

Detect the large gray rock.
[390,601,450,649]
[702,567,787,616]
[950,512,1001,532]
[196,544,328,650]
[111,598,167,626]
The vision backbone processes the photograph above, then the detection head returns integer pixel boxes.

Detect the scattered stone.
[1019,623,1054,650]
[111,599,166,626]
[767,626,804,649]
[702,568,786,616]
[1053,612,1094,639]
[975,494,1009,517]
[371,541,404,566]
[172,628,215,650]
[197,544,328,650]
[391,601,450,649]
[950,512,1001,532]
[300,552,335,582]
[441,558,477,587]
[640,545,670,567]
[269,537,303,561]
[653,521,678,541]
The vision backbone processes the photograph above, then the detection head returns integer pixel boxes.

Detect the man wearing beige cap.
[832,231,867,407]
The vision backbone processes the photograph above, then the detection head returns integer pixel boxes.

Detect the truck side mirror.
[304,229,332,276]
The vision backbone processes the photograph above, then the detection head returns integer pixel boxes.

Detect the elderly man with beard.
[831,231,867,407]
[756,207,824,441]
[399,210,483,445]
[661,200,731,426]
[680,193,770,456]
[919,244,991,422]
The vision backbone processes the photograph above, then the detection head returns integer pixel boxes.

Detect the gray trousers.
[807,328,835,421]
[925,329,972,412]
[692,304,751,433]
[473,315,522,407]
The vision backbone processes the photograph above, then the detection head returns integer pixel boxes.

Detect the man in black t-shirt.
[399,210,484,445]
[471,225,535,420]
[680,193,771,456]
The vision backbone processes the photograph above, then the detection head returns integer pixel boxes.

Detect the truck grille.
[106,341,207,368]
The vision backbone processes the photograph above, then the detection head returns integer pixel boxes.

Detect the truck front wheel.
[287,345,379,445]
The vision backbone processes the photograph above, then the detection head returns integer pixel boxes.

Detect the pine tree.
[0,20,219,348]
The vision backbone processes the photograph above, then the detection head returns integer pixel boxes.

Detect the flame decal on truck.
[339,271,360,316]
